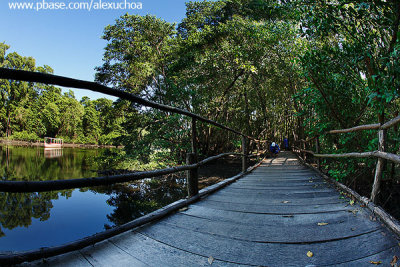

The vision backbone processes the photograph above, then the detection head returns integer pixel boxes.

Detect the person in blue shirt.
[269,142,280,156]
[283,138,289,150]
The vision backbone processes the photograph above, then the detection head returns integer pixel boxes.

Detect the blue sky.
[1,0,190,100]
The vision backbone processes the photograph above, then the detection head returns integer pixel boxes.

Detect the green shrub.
[98,132,121,146]
[11,131,40,142]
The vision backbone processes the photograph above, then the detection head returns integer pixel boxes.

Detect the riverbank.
[0,139,121,149]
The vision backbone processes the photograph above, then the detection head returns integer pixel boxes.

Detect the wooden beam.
[191,118,198,158]
[298,148,400,164]
[371,130,386,203]
[186,153,198,197]
[381,115,400,130]
[315,136,321,170]
[328,124,380,134]
[242,136,248,173]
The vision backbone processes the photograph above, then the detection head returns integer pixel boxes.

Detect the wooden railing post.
[315,136,320,170]
[187,118,198,197]
[186,153,198,197]
[242,136,248,173]
[191,118,198,159]
[371,129,386,203]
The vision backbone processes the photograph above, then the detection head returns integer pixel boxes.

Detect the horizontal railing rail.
[0,68,264,141]
[0,152,244,193]
[294,114,400,203]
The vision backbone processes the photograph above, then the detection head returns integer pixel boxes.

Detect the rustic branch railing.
[0,152,244,193]
[294,114,400,203]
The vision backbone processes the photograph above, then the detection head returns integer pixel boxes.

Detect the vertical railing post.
[186,153,198,197]
[187,118,198,198]
[315,136,320,170]
[191,118,198,160]
[257,141,260,160]
[371,129,386,203]
[242,135,248,173]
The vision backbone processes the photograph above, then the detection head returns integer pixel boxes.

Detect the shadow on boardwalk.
[30,152,400,266]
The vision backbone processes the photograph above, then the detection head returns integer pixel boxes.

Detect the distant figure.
[269,142,280,157]
[283,138,289,150]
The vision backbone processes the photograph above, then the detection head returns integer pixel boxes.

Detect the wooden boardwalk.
[32,152,400,266]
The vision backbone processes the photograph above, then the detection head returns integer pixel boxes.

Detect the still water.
[0,145,187,252]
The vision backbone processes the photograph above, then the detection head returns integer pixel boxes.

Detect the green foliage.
[0,44,128,145]
[294,0,400,185]
[95,14,176,93]
[10,131,40,142]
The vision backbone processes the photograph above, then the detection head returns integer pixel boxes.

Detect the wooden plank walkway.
[31,152,400,266]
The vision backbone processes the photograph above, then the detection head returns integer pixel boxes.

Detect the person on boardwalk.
[269,142,280,157]
[283,138,289,150]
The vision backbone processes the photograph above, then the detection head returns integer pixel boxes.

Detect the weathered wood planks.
[31,152,400,266]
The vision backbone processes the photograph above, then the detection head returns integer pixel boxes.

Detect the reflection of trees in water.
[0,175,186,239]
[0,146,245,244]
[0,146,103,181]
[0,190,72,237]
[93,175,187,229]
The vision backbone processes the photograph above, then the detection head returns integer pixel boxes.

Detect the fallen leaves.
[179,207,188,212]
[349,200,355,206]
[391,255,398,267]
[307,251,314,257]
[208,256,214,265]
[370,260,382,265]
[282,201,290,204]
[317,222,328,226]
[348,209,359,215]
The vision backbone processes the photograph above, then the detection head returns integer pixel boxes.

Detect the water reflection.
[96,176,187,229]
[0,177,187,251]
[0,190,73,239]
[44,148,63,159]
[0,145,101,181]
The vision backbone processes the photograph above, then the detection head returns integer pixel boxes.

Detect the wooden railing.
[0,67,267,264]
[294,115,400,203]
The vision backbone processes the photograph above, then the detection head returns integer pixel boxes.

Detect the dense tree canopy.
[0,43,127,145]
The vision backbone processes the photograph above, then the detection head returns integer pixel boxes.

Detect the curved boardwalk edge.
[296,153,400,237]
[0,160,264,265]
